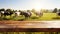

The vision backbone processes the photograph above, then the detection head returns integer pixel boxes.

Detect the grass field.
[39,13,57,20]
[0,13,60,21]
[22,13,59,21]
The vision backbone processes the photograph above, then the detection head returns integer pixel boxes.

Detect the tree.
[19,10,22,12]
[12,10,15,11]
[31,9,36,12]
[6,9,12,12]
[31,9,36,14]
[58,9,60,13]
[40,9,48,13]
[6,9,13,13]
[27,10,30,12]
[0,8,5,11]
[53,8,58,13]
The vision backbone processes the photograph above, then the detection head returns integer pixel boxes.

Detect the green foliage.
[27,10,30,12]
[0,8,5,11]
[6,9,12,12]
[53,8,57,13]
[58,9,60,13]
[31,9,36,14]
[6,9,14,13]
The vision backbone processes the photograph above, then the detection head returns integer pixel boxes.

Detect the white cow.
[35,11,43,17]
[14,11,21,17]
[0,11,4,17]
[14,11,33,19]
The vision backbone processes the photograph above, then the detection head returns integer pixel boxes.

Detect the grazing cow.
[0,11,13,17]
[57,11,60,16]
[14,11,21,17]
[20,11,32,19]
[14,11,32,19]
[34,11,43,17]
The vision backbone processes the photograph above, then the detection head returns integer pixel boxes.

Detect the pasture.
[0,13,59,21]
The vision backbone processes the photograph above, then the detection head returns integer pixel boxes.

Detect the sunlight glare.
[34,1,42,11]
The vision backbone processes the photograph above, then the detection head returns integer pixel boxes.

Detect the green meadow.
[0,13,59,21]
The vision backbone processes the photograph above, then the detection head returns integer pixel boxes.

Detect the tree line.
[0,8,60,13]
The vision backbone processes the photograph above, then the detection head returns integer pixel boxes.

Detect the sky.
[0,0,60,10]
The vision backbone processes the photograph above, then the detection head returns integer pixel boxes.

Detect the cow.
[34,11,43,17]
[21,11,32,19]
[14,11,32,19]
[57,11,60,16]
[0,11,13,17]
[14,11,21,17]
